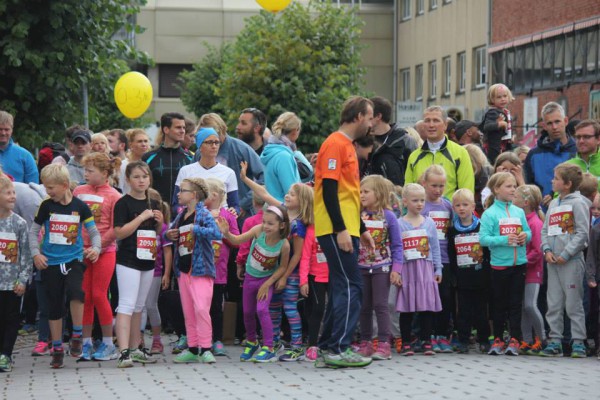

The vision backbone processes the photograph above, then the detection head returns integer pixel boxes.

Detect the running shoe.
[437,336,453,353]
[93,343,119,361]
[150,339,164,355]
[422,342,436,356]
[201,350,217,364]
[131,348,157,364]
[304,346,318,362]
[401,344,414,356]
[323,348,372,367]
[431,336,441,352]
[79,342,93,361]
[173,349,200,364]
[456,342,470,354]
[540,341,563,357]
[356,341,374,358]
[519,341,531,355]
[526,338,543,356]
[0,354,12,372]
[240,341,260,362]
[233,338,241,346]
[69,336,83,358]
[212,341,227,356]
[18,324,37,336]
[571,342,586,358]
[279,347,304,362]
[272,341,285,355]
[372,341,391,360]
[394,337,403,354]
[504,338,520,356]
[172,335,188,354]
[50,348,65,369]
[488,338,505,355]
[372,337,379,351]
[117,350,133,368]
[32,341,50,356]
[253,346,277,363]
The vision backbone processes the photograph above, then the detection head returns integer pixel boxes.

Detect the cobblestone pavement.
[1,333,598,400]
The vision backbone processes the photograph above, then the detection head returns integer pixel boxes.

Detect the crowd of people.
[0,83,599,372]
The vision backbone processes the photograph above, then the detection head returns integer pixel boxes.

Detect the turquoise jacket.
[260,143,300,202]
[480,199,531,267]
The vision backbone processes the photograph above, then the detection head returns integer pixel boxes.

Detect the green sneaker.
[323,348,372,368]
[130,348,157,364]
[571,342,586,358]
[240,341,260,362]
[173,349,200,364]
[201,350,216,364]
[279,347,304,362]
[0,354,12,372]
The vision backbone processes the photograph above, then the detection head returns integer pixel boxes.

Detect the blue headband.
[195,127,219,147]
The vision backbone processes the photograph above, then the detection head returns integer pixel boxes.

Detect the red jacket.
[299,224,329,286]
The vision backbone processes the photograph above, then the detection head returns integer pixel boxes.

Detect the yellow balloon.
[256,0,291,13]
[114,72,153,119]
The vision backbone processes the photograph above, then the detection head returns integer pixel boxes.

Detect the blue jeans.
[317,234,361,354]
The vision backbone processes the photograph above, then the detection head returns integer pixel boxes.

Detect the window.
[457,52,466,93]
[400,69,411,101]
[415,64,423,100]
[159,64,192,98]
[474,46,486,88]
[401,0,411,20]
[442,56,451,96]
[443,0,452,3]
[429,60,437,99]
[416,0,424,15]
[430,0,438,10]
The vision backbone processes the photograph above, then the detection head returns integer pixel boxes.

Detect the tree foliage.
[0,0,153,148]
[179,1,367,152]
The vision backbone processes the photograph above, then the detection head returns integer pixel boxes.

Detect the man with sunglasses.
[236,108,267,156]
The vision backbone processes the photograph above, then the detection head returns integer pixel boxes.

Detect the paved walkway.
[1,334,598,400]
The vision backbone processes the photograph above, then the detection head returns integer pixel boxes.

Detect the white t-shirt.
[119,159,130,194]
[175,162,238,195]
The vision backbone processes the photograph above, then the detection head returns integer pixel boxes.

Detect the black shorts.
[41,259,86,320]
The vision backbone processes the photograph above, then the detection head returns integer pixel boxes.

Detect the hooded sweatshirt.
[541,191,590,262]
[369,123,417,186]
[260,143,300,202]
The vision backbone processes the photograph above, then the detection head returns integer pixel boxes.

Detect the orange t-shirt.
[314,131,361,237]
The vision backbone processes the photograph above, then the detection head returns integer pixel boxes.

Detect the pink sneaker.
[357,340,374,357]
[32,341,50,356]
[150,339,163,355]
[303,346,318,362]
[372,341,392,360]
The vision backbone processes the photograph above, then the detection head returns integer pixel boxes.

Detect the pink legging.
[178,274,214,349]
[82,252,116,326]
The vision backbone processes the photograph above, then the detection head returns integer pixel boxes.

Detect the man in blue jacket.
[524,102,576,207]
[0,111,38,184]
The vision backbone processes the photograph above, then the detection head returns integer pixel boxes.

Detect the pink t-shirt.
[214,208,239,284]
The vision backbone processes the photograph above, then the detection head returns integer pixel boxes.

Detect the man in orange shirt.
[314,96,375,368]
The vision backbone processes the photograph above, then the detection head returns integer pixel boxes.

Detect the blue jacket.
[0,139,38,183]
[171,202,222,278]
[260,143,300,202]
[524,133,576,197]
[480,199,531,267]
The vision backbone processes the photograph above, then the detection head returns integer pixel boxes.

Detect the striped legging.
[270,272,302,347]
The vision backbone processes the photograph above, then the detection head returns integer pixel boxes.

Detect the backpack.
[38,142,69,173]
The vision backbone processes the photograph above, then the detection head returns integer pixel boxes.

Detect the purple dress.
[392,217,443,313]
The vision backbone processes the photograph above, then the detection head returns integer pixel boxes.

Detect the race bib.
[429,211,450,240]
[178,224,194,256]
[212,240,222,261]
[402,229,429,261]
[455,233,483,267]
[137,230,157,260]
[548,205,574,236]
[0,232,18,263]
[316,241,327,264]
[78,194,104,224]
[249,243,279,272]
[499,217,522,246]
[364,219,385,244]
[49,214,80,245]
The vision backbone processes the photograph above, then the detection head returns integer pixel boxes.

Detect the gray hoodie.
[541,192,590,262]
[14,182,46,228]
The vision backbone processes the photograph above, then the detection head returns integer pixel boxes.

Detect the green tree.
[179,1,366,152]
[0,0,153,148]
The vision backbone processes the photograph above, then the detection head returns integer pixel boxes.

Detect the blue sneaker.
[212,341,227,356]
[571,342,586,358]
[93,342,119,361]
[540,341,563,357]
[437,336,454,353]
[253,346,277,363]
[431,336,441,352]
[240,341,260,362]
[171,335,188,354]
[79,342,93,361]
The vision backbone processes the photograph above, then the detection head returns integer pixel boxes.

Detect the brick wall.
[491,0,600,43]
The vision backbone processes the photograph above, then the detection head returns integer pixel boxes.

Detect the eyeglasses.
[203,140,221,146]
[574,135,597,141]
[179,189,195,194]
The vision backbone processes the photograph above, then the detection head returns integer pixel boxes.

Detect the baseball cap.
[454,120,477,141]
[71,130,92,143]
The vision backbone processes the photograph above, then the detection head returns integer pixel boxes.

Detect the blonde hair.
[199,113,228,138]
[0,174,13,191]
[126,128,149,145]
[272,112,301,138]
[515,184,544,220]
[484,172,516,208]
[452,188,475,204]
[0,111,14,127]
[579,172,598,200]
[419,164,446,184]
[493,151,521,171]
[513,145,530,159]
[182,177,209,202]
[402,183,426,200]
[91,133,110,154]
[464,144,491,175]
[389,184,403,213]
[360,175,392,212]
[404,126,423,147]
[487,83,515,106]
[291,183,314,226]
[41,164,70,185]
[148,188,171,222]
[554,162,583,193]
[204,178,226,207]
